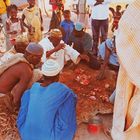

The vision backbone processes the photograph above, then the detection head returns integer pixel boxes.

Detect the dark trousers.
[91,19,109,56]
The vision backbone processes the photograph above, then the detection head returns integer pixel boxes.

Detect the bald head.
[14,42,29,54]
[24,43,43,66]
[26,42,43,56]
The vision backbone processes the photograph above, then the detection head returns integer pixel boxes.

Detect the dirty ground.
[0,62,116,140]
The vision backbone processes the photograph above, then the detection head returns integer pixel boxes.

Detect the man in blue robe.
[17,59,77,140]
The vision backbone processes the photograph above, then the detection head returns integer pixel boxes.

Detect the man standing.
[87,0,111,56]
[111,0,140,139]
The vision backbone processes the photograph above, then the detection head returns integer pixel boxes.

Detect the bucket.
[87,116,103,134]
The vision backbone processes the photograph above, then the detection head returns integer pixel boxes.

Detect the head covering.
[41,59,61,76]
[75,22,84,31]
[47,29,62,38]
[26,42,43,55]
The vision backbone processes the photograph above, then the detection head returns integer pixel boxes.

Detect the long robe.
[111,1,140,140]
[17,82,77,140]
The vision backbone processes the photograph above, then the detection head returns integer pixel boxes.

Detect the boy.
[60,10,74,44]
[110,5,122,32]
[6,4,24,49]
[22,0,43,42]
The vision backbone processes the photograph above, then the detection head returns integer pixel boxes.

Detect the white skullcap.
[41,59,61,76]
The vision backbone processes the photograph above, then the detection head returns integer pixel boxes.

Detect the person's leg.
[91,19,100,56]
[100,19,109,43]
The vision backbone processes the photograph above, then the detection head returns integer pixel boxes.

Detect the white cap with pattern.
[41,59,61,76]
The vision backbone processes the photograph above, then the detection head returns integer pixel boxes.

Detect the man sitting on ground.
[0,43,43,105]
[39,28,89,71]
[68,22,92,55]
[17,59,77,140]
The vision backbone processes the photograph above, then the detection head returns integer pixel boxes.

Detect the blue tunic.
[60,20,74,44]
[98,38,119,66]
[17,82,77,140]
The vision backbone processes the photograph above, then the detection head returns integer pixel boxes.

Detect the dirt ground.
[61,62,116,124]
[0,62,116,140]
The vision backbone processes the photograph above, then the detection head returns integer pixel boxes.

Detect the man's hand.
[28,25,35,34]
[55,43,65,52]
[80,54,90,62]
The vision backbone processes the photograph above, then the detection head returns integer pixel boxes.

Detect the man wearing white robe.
[111,0,140,140]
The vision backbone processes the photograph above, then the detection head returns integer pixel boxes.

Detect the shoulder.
[61,20,67,25]
[70,20,74,25]
[35,6,40,11]
[39,38,51,49]
[30,82,40,89]
[84,32,92,38]
[14,62,33,76]
[50,82,72,92]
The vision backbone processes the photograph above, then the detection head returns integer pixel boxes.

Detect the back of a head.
[74,22,84,32]
[41,59,61,77]
[63,10,70,14]
[14,42,29,54]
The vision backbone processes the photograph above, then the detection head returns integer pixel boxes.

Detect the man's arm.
[22,14,32,32]
[22,14,29,29]
[46,43,65,57]
[11,67,33,105]
[96,44,111,80]
[39,8,43,31]
[83,34,93,54]
[65,45,89,64]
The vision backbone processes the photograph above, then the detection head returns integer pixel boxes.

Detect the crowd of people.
[1,0,139,140]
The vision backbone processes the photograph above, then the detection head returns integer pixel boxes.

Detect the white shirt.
[87,0,111,20]
[39,38,80,71]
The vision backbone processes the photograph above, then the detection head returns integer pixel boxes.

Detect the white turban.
[41,59,61,76]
